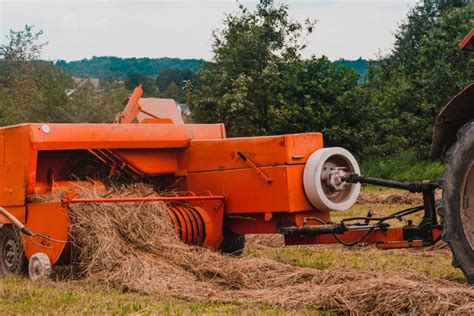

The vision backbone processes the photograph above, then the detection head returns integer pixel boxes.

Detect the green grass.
[360,150,445,182]
[0,278,324,315]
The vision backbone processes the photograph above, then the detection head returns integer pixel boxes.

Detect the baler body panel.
[0,125,33,207]
[27,123,226,150]
[187,165,313,214]
[185,133,323,214]
[186,133,323,172]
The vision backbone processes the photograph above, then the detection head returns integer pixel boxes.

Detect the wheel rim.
[28,253,52,280]
[460,161,474,250]
[3,231,22,272]
[321,156,355,204]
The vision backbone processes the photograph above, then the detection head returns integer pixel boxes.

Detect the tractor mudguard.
[430,83,474,159]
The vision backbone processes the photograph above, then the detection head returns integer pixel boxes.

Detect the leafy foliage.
[56,56,205,81]
[359,0,473,157]
[0,26,128,126]
[123,68,196,101]
[125,73,160,97]
[0,25,48,63]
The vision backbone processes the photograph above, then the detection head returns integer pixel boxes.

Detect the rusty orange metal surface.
[22,202,69,264]
[190,200,224,250]
[27,123,225,150]
[459,28,474,51]
[186,133,323,172]
[225,210,331,235]
[187,164,314,214]
[115,85,143,123]
[0,206,26,224]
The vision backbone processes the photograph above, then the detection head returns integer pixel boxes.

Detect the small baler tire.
[440,119,474,284]
[0,224,28,276]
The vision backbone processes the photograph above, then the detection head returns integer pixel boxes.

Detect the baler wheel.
[0,225,27,276]
[439,119,474,284]
[219,231,245,256]
[303,147,361,212]
[28,252,52,281]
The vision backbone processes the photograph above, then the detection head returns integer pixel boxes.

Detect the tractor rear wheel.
[0,225,28,276]
[440,120,474,284]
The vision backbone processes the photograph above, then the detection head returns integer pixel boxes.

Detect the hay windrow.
[63,186,474,314]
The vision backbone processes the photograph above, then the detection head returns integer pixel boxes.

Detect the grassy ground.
[360,150,445,182]
[1,278,310,315]
[0,188,464,315]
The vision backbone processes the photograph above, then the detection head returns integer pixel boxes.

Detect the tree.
[68,81,128,123]
[0,25,48,63]
[187,0,316,136]
[359,0,473,157]
[0,25,70,125]
[0,25,129,126]
[164,82,181,100]
[267,57,367,154]
[125,73,160,97]
[155,68,195,91]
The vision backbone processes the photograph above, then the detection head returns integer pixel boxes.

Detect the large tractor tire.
[440,119,474,284]
[0,225,28,276]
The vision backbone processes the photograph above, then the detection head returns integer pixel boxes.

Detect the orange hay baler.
[0,86,443,279]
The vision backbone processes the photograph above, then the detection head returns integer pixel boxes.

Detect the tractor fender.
[430,83,474,159]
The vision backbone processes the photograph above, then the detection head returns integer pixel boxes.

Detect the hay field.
[0,187,472,315]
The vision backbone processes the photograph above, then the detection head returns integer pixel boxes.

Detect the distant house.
[73,77,100,90]
[177,103,191,117]
[66,77,101,97]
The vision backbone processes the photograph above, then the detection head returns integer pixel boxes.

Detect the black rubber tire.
[0,225,28,276]
[219,231,245,256]
[439,119,474,284]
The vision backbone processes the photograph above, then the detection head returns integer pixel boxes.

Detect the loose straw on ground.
[63,185,474,314]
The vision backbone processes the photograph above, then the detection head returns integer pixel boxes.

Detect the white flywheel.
[303,147,361,212]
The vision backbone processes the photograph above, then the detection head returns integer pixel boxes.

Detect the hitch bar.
[280,224,348,235]
[282,174,442,248]
[342,174,441,245]
[341,174,439,192]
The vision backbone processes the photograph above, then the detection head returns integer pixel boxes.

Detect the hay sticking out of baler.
[67,186,474,314]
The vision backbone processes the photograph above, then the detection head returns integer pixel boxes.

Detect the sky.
[0,0,418,62]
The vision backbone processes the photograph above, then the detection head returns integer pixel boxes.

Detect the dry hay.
[245,234,284,248]
[357,192,422,204]
[357,190,442,204]
[64,186,474,314]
